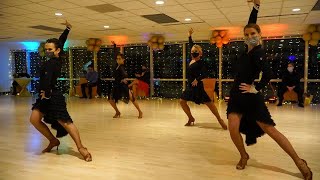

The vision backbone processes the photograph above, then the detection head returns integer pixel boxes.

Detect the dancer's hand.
[247,0,260,5]
[287,86,294,91]
[188,28,194,37]
[61,20,72,29]
[121,79,128,84]
[40,90,50,99]
[191,79,198,87]
[135,73,141,77]
[239,83,258,94]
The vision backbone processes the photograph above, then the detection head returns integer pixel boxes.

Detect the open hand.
[40,90,49,99]
[239,83,258,93]
[191,79,198,87]
[61,20,72,29]
[188,28,194,37]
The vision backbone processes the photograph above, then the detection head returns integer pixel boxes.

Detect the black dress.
[110,44,130,103]
[227,5,276,146]
[180,36,211,105]
[32,28,72,138]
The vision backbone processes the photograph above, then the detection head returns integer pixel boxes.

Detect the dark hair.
[288,62,295,66]
[88,65,94,69]
[244,23,261,33]
[46,38,61,49]
[117,53,125,60]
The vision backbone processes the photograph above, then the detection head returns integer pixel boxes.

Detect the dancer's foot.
[296,159,313,180]
[42,138,60,153]
[113,112,121,118]
[78,147,92,162]
[138,111,143,119]
[185,118,195,126]
[218,119,228,130]
[236,153,249,170]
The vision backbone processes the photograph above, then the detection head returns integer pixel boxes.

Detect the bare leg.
[228,113,249,169]
[129,90,142,118]
[132,84,138,98]
[30,109,55,141]
[256,121,312,179]
[128,79,139,88]
[57,120,92,162]
[108,99,120,118]
[30,109,60,152]
[179,99,195,126]
[205,102,227,129]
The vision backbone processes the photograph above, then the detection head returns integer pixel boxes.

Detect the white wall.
[0,42,30,92]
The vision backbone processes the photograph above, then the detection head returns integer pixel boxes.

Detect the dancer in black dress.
[180,28,227,129]
[29,21,92,162]
[108,41,143,118]
[226,1,312,179]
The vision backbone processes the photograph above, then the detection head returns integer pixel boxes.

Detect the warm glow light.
[185,18,192,21]
[55,12,63,16]
[104,25,110,28]
[155,0,164,5]
[292,8,301,12]
[104,35,129,45]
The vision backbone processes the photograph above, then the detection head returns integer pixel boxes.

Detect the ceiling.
[0,0,319,46]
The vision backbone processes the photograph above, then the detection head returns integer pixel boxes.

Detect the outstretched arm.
[188,28,194,50]
[111,41,118,61]
[248,0,260,24]
[59,20,72,49]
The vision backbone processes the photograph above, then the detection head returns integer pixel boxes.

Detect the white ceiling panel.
[0,0,318,44]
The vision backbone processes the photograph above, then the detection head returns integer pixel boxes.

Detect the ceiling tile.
[113,1,149,10]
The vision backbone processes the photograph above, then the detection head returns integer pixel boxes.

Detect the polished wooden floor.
[0,95,319,180]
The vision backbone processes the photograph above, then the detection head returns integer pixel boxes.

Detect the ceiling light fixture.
[185,18,191,21]
[292,8,301,12]
[155,0,164,5]
[104,25,110,28]
[55,12,63,16]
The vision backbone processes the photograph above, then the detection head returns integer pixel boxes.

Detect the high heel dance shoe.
[236,153,249,170]
[218,119,228,130]
[113,112,121,118]
[42,138,60,153]
[184,118,195,126]
[78,147,92,162]
[297,159,313,180]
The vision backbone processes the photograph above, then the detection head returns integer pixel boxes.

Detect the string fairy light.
[5,39,320,103]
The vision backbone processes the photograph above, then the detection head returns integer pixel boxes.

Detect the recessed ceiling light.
[185,18,192,21]
[104,25,109,28]
[155,0,164,5]
[55,12,63,16]
[292,8,301,12]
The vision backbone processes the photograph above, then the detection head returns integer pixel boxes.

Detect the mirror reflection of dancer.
[179,28,227,130]
[29,21,92,162]
[226,1,312,179]
[108,41,143,119]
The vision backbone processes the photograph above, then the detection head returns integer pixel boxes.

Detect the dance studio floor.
[0,96,319,180]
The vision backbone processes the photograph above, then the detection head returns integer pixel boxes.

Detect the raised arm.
[248,0,260,24]
[59,20,72,50]
[111,41,119,61]
[188,28,194,50]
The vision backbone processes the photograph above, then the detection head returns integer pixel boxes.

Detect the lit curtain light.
[72,48,94,92]
[153,44,183,98]
[97,47,119,97]
[307,41,320,104]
